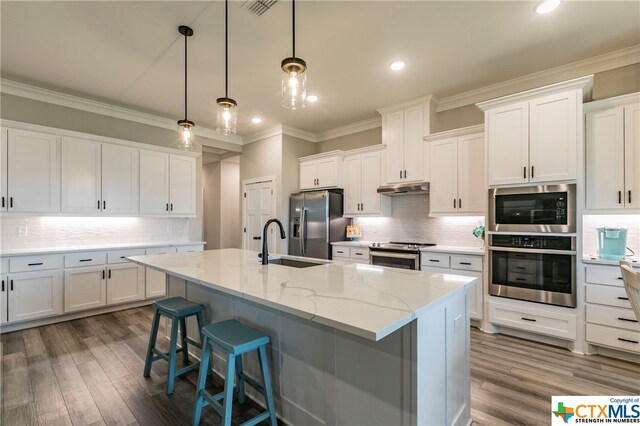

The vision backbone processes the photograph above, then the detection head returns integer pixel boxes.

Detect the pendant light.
[216,0,237,135]
[281,0,306,109]
[177,25,195,151]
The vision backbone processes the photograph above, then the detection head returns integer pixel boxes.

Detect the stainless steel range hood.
[377,181,430,195]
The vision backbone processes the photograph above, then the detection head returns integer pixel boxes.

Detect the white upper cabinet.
[7,129,60,213]
[139,152,195,216]
[61,138,139,214]
[378,95,436,185]
[342,146,387,216]
[1,129,7,212]
[585,93,640,211]
[298,152,342,191]
[478,76,591,186]
[427,128,485,215]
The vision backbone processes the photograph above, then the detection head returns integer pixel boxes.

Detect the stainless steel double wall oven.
[488,184,577,308]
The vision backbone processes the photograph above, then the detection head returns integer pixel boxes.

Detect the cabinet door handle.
[523,166,526,179]
[108,269,111,279]
[459,262,472,265]
[79,259,92,262]
[629,190,632,204]
[10,280,14,291]
[515,278,527,282]
[516,266,526,270]
[337,250,344,254]
[617,337,639,344]
[458,198,462,209]
[531,166,534,179]
[453,199,456,208]
[355,252,363,256]
[10,197,13,208]
[2,196,4,208]
[170,203,173,211]
[166,203,169,211]
[103,200,106,210]
[102,269,105,280]
[1,279,4,292]
[361,203,363,211]
[400,170,402,179]
[404,170,407,179]
[27,262,43,266]
[252,236,261,240]
[618,191,622,204]
[618,296,629,301]
[97,200,101,210]
[617,317,639,323]
[521,317,536,322]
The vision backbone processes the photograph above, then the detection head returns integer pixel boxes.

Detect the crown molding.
[376,94,438,115]
[438,45,640,112]
[281,124,317,142]
[583,92,640,112]
[316,116,382,142]
[0,78,243,146]
[423,124,485,142]
[243,124,284,144]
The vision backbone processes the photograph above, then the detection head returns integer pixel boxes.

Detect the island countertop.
[127,248,476,341]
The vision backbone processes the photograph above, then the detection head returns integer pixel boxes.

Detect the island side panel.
[415,289,470,426]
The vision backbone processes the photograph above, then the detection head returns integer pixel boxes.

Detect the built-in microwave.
[488,184,576,233]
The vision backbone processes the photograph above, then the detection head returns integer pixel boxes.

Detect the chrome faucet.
[261,218,286,265]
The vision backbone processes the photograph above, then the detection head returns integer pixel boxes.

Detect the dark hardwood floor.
[1,307,639,426]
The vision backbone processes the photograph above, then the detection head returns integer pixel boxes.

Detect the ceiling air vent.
[241,0,278,17]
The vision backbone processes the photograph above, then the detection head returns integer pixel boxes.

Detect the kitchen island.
[127,248,476,426]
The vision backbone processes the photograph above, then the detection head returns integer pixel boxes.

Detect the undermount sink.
[267,257,328,268]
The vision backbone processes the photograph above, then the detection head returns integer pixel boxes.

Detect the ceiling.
[1,1,639,139]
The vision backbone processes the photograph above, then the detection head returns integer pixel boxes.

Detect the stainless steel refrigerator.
[289,189,350,260]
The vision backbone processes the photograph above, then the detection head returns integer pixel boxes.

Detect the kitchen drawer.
[421,253,450,269]
[1,259,7,274]
[175,245,204,253]
[586,323,640,354]
[507,259,536,275]
[108,249,146,264]
[332,246,350,259]
[450,255,482,272]
[146,246,177,255]
[586,284,632,309]
[10,255,61,273]
[64,252,107,268]
[350,248,369,262]
[586,304,639,332]
[585,265,624,287]
[488,300,576,340]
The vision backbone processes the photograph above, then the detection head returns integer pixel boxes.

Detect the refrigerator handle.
[300,208,307,254]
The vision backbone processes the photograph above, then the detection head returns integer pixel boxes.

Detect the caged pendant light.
[281,0,306,109]
[177,25,196,151]
[216,0,237,135]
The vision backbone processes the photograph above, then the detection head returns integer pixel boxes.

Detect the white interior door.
[243,180,275,254]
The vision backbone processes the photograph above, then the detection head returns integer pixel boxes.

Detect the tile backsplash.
[582,215,640,256]
[353,195,485,247]
[0,216,190,250]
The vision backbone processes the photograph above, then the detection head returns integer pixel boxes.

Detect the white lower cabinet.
[585,264,640,354]
[7,269,63,323]
[106,263,145,305]
[145,246,177,298]
[488,298,577,340]
[331,246,370,264]
[1,274,7,325]
[64,266,106,312]
[420,252,483,321]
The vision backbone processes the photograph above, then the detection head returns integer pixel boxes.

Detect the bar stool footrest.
[174,362,200,377]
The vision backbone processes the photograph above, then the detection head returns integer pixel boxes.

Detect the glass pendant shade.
[281,57,307,110]
[216,97,237,135]
[177,119,195,151]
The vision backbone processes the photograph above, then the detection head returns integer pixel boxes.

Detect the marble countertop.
[127,248,476,342]
[583,255,640,268]
[1,241,206,257]
[331,241,484,256]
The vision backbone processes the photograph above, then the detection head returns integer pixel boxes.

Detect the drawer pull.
[516,266,526,270]
[618,317,639,323]
[459,262,472,266]
[354,252,363,256]
[618,296,630,301]
[521,317,537,322]
[337,251,344,254]
[79,259,93,262]
[429,259,440,263]
[120,256,126,259]
[617,337,639,344]
[27,262,44,266]
[515,278,527,282]
[617,277,623,280]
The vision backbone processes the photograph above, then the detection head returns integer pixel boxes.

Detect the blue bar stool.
[192,320,277,426]
[143,296,206,395]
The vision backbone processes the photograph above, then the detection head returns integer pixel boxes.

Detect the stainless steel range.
[369,242,436,270]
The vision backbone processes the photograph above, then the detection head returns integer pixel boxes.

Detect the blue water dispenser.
[596,227,628,260]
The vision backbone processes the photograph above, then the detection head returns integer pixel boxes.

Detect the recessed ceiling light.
[307,95,319,103]
[251,117,262,124]
[536,0,560,14]
[389,61,406,71]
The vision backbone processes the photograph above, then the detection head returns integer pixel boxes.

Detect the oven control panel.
[490,234,573,251]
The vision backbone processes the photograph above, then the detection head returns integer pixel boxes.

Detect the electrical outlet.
[18,226,28,237]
